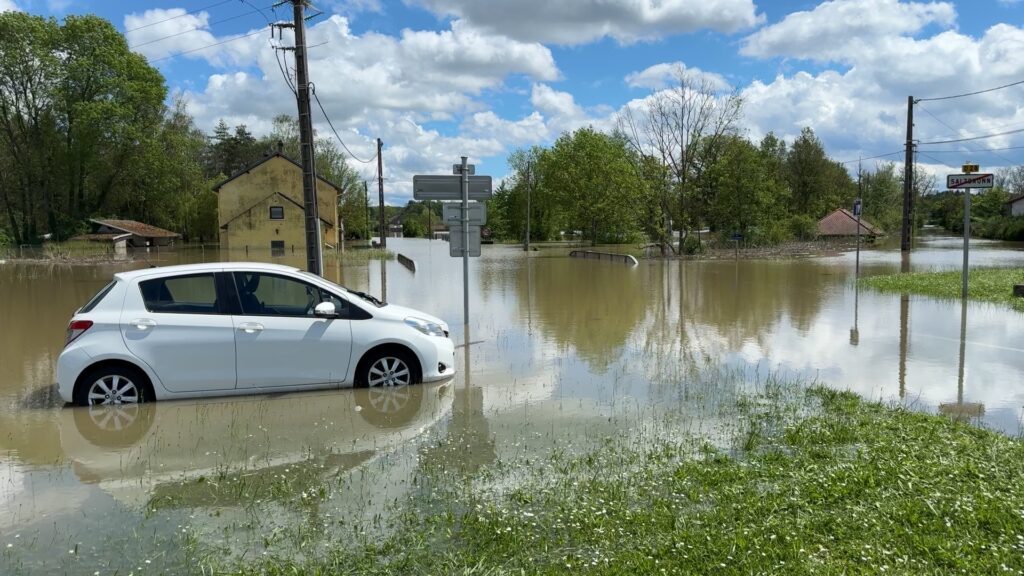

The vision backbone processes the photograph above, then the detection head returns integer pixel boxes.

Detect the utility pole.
[855,158,862,278]
[272,1,324,275]
[523,159,532,252]
[376,138,386,248]
[901,95,915,253]
[363,180,370,243]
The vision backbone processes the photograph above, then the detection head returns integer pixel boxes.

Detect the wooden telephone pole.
[377,138,385,248]
[282,0,323,275]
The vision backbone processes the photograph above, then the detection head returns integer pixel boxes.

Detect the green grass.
[215,388,1024,575]
[331,248,395,263]
[861,267,1024,312]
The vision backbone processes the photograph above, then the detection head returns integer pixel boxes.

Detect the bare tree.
[996,166,1024,196]
[618,67,742,254]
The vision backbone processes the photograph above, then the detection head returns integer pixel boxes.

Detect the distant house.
[1009,194,1024,217]
[213,148,338,255]
[86,219,181,247]
[817,209,884,238]
[387,214,404,238]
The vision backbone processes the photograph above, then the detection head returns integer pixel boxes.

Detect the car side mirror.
[314,302,337,317]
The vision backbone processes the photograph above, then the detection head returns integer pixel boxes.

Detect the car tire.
[356,349,420,388]
[73,365,150,407]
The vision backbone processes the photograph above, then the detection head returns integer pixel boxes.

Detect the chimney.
[276,140,284,155]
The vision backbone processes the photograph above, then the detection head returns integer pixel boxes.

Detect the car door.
[121,272,237,393]
[229,271,353,389]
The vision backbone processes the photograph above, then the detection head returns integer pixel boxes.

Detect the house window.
[269,206,284,220]
[270,240,285,257]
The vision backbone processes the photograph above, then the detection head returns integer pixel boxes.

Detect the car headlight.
[405,317,446,337]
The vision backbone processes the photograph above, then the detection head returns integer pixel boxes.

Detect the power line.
[128,4,272,49]
[839,150,903,165]
[916,78,1024,102]
[916,104,1017,165]
[918,127,1024,146]
[148,28,265,63]
[125,0,234,33]
[922,146,1024,153]
[310,87,377,164]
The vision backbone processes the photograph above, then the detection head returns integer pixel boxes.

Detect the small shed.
[70,232,131,255]
[89,219,181,247]
[817,209,883,238]
[1008,194,1024,217]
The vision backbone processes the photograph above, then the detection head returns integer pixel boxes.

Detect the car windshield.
[299,271,386,307]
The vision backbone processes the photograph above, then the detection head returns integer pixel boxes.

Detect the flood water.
[1,234,1023,573]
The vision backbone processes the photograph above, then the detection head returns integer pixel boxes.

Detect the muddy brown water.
[1,234,1023,573]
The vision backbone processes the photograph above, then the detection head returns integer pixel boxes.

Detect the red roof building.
[817,209,884,237]
[89,219,181,247]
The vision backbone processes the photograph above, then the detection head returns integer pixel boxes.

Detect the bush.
[0,227,10,248]
[976,216,1024,241]
[681,234,704,255]
[788,214,818,240]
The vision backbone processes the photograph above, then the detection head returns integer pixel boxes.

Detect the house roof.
[1008,193,1024,205]
[211,151,344,193]
[90,219,180,238]
[71,232,132,242]
[219,191,333,230]
[817,208,884,237]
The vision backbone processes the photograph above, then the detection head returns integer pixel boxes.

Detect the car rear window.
[139,274,220,314]
[79,281,117,314]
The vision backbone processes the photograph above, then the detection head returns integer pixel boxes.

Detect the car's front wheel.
[74,365,148,407]
[357,350,419,388]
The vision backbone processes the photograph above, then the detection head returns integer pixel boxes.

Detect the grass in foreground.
[861,267,1024,312]
[220,388,1024,575]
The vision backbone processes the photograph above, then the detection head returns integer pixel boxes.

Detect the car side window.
[139,274,219,314]
[232,272,349,317]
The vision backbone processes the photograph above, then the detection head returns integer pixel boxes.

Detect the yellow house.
[214,150,339,256]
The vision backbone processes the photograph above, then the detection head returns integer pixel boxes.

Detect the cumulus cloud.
[409,0,763,44]
[0,0,19,12]
[625,61,731,91]
[741,0,957,62]
[124,8,259,66]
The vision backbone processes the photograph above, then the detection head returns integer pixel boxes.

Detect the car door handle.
[130,319,157,330]
[238,322,264,334]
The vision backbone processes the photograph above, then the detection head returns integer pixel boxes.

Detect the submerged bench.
[397,253,417,272]
[569,250,638,266]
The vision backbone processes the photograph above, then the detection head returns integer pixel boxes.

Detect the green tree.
[0,12,166,242]
[540,128,643,245]
[785,127,855,219]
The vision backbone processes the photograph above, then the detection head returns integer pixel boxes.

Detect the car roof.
[113,262,301,282]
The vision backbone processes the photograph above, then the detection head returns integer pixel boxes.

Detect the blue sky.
[3,0,1023,204]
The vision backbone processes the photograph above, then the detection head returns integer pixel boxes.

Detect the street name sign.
[448,223,481,257]
[947,173,994,189]
[413,175,493,200]
[442,202,486,225]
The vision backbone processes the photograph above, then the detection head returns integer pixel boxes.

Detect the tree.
[540,128,643,245]
[0,12,167,242]
[617,68,743,252]
[785,128,855,220]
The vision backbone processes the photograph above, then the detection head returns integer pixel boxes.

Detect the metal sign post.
[854,198,862,277]
[947,166,993,300]
[414,160,493,326]
[460,157,470,324]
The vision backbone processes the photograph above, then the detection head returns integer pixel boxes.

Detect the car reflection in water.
[59,383,453,509]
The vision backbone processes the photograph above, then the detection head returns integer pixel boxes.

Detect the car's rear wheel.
[357,350,418,388]
[74,365,148,407]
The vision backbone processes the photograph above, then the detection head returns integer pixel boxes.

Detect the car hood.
[377,304,449,330]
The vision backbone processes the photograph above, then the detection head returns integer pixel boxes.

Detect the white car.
[57,262,455,406]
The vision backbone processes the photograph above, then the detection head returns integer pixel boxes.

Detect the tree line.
[919,167,1024,241]
[0,11,370,248]
[488,72,931,253]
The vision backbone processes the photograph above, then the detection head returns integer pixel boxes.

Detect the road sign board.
[413,175,493,200]
[453,164,475,175]
[962,163,979,174]
[947,173,994,189]
[442,202,486,225]
[448,224,481,257]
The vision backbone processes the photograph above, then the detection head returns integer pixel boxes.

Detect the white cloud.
[124,8,258,66]
[0,0,19,12]
[625,61,731,91]
[409,0,763,44]
[741,0,956,62]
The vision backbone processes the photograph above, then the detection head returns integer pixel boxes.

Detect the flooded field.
[1,235,1023,573]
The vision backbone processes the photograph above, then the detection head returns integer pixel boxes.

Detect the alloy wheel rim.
[87,375,141,405]
[367,357,411,387]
